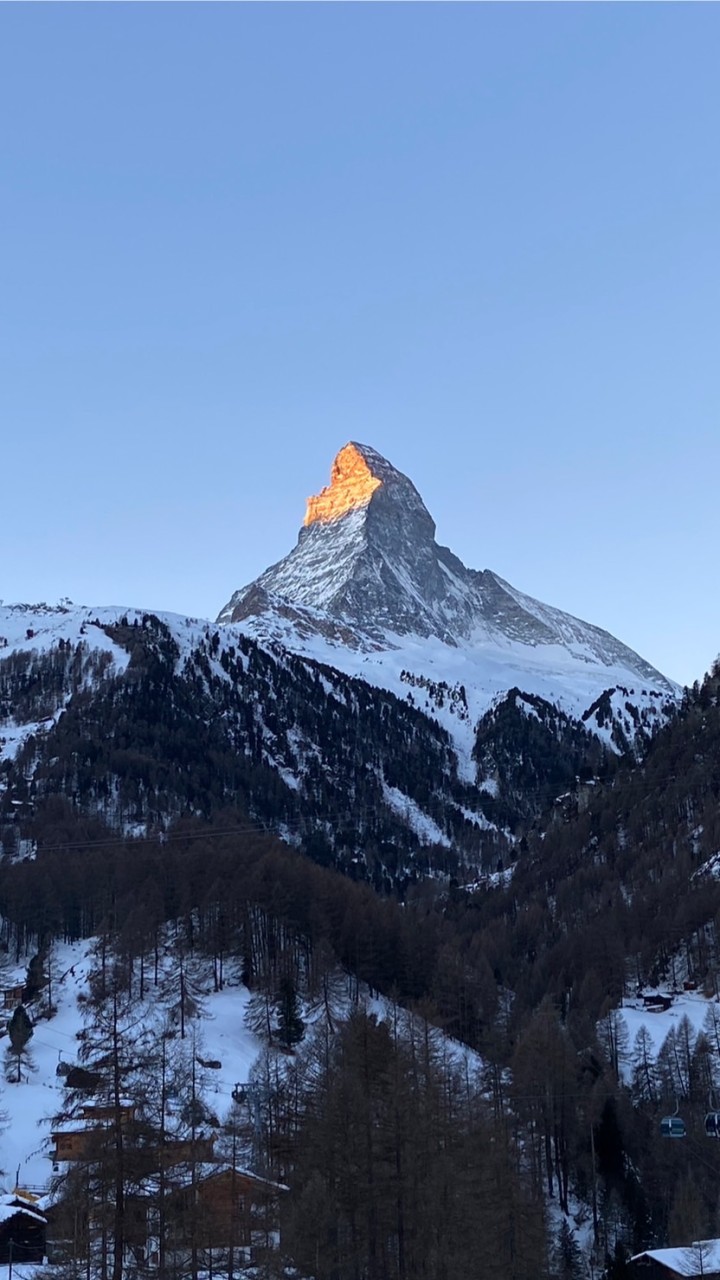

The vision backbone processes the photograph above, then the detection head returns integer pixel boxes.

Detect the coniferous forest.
[1,638,720,1277]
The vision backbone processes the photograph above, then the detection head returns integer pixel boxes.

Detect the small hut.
[1,985,25,1011]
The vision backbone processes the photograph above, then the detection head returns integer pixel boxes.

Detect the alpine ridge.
[218,443,678,756]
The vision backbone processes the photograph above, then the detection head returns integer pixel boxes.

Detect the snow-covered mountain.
[0,446,681,880]
[0,603,505,877]
[218,442,679,751]
[0,595,657,880]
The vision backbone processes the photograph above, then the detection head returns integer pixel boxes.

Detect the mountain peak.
[217,445,675,702]
[304,443,381,527]
[303,442,433,536]
[218,441,444,633]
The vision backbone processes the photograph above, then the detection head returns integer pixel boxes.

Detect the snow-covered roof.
[630,1240,720,1276]
[206,1162,289,1192]
[50,1118,104,1135]
[171,1162,289,1193]
[0,1194,46,1226]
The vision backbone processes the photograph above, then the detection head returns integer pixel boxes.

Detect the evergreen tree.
[23,949,47,1003]
[276,976,304,1050]
[631,1026,659,1104]
[553,1219,583,1279]
[5,1004,33,1083]
[605,1241,632,1279]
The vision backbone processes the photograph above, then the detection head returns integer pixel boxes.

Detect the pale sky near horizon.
[2,4,719,686]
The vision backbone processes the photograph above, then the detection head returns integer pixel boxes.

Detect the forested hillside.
[1,609,676,899]
[0,659,718,1277]
[0,612,505,886]
[1,608,719,1277]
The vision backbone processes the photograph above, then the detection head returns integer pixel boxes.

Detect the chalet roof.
[631,1240,720,1276]
[51,1101,138,1135]
[166,1162,289,1193]
[0,1194,47,1227]
[80,1096,135,1111]
[51,1118,103,1135]
[13,1190,51,1213]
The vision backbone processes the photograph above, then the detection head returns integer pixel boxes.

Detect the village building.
[0,1191,48,1265]
[78,1100,137,1123]
[50,1114,216,1168]
[630,1240,720,1277]
[46,1069,286,1267]
[49,1100,137,1164]
[164,1162,288,1257]
[44,1162,287,1271]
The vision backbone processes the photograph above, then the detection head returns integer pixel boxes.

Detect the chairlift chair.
[704,1112,720,1138]
[704,1093,720,1137]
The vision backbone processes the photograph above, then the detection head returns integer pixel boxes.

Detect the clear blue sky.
[2,4,719,685]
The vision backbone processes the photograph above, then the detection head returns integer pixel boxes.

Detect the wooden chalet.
[51,1126,108,1164]
[50,1115,216,1168]
[630,1241,720,1277]
[50,1100,137,1163]
[641,993,674,1013]
[167,1163,286,1244]
[0,1191,47,1265]
[44,1163,286,1271]
[163,1163,288,1265]
[46,1053,281,1264]
[1,984,25,1011]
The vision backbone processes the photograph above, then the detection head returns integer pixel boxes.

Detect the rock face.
[304,442,382,525]
[218,442,674,694]
[219,442,450,637]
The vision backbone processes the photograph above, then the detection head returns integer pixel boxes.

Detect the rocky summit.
[218,442,447,640]
[217,442,675,696]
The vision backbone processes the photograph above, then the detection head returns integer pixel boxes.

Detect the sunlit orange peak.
[304,444,382,526]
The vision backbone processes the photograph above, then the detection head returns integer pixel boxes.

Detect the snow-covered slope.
[0,934,480,1204]
[0,605,133,772]
[0,604,130,661]
[0,603,500,869]
[217,442,679,757]
[0,938,264,1196]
